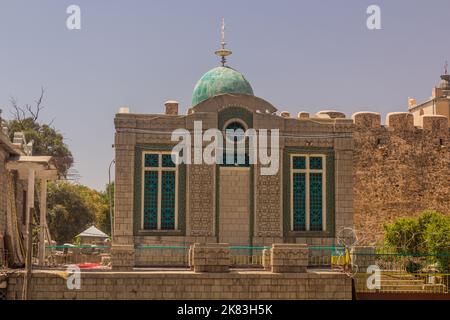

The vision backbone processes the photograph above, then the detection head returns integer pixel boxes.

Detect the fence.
[230,246,267,268]
[351,249,450,295]
[134,245,269,268]
[45,245,111,265]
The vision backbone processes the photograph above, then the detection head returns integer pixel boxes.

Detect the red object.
[76,263,101,269]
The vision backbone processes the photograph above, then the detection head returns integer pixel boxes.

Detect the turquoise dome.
[192,66,254,106]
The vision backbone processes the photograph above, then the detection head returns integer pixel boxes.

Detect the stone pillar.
[190,243,230,273]
[271,244,308,273]
[111,245,135,271]
[350,246,376,272]
[164,101,179,115]
[38,179,47,266]
[262,248,271,271]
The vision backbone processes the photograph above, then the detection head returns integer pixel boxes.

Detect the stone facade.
[353,112,450,245]
[190,243,231,273]
[6,270,352,300]
[113,93,355,268]
[0,149,7,266]
[270,244,309,273]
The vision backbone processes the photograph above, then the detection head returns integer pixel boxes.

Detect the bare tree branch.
[9,87,46,123]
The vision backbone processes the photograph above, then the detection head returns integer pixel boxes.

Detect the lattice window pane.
[161,171,176,230]
[293,156,306,169]
[144,154,159,167]
[310,157,323,170]
[222,151,249,167]
[143,171,158,229]
[293,172,306,231]
[309,172,323,231]
[162,154,176,167]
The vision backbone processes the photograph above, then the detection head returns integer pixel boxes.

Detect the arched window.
[222,120,249,166]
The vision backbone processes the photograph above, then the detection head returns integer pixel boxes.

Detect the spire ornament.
[214,18,232,66]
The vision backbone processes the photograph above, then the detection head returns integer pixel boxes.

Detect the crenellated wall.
[352,112,450,245]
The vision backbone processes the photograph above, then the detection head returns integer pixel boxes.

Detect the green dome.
[192,66,254,106]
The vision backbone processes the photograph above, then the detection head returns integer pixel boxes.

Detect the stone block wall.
[187,164,215,237]
[0,149,7,266]
[271,244,308,273]
[218,168,250,245]
[191,243,230,273]
[353,112,450,245]
[6,270,352,300]
[135,247,189,267]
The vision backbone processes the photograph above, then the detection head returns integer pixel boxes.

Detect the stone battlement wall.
[351,111,450,245]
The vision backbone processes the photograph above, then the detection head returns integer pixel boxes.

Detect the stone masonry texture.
[353,113,450,245]
[6,270,352,300]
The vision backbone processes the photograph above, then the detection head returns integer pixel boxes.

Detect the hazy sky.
[1,0,449,190]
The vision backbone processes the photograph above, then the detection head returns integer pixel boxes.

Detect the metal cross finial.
[445,60,448,75]
[215,18,232,66]
[221,17,226,49]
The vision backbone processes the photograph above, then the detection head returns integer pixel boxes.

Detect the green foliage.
[384,211,450,254]
[384,217,423,254]
[7,119,73,177]
[47,182,113,244]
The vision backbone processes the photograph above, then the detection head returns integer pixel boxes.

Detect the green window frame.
[290,154,327,232]
[141,151,178,230]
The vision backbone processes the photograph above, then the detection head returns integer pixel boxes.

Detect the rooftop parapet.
[352,112,381,129]
[316,110,346,119]
[297,112,309,119]
[385,112,414,131]
[351,111,449,135]
[420,115,448,136]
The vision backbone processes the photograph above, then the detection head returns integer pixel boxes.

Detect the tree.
[98,182,114,235]
[384,211,450,272]
[47,181,113,244]
[47,182,95,244]
[6,88,73,177]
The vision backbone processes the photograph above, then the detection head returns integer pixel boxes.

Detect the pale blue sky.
[1,0,449,190]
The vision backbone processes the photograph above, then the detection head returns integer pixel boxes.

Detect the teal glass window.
[309,173,323,231]
[145,154,159,167]
[162,154,176,167]
[310,157,323,170]
[142,152,177,230]
[293,156,306,169]
[293,173,306,231]
[161,171,176,229]
[225,121,246,142]
[143,171,158,229]
[291,155,325,232]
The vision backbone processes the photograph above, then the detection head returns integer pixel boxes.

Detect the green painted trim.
[133,144,186,236]
[283,147,335,238]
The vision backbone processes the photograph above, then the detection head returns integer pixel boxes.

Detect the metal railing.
[230,246,267,268]
[354,272,449,294]
[308,246,347,268]
[134,245,269,268]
